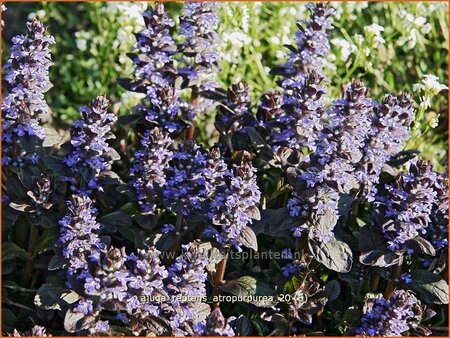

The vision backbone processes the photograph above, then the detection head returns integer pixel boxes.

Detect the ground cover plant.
[1,2,449,336]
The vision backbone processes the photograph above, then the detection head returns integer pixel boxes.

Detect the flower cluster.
[198,308,235,336]
[2,19,55,167]
[288,80,374,242]
[72,242,212,336]
[427,173,448,250]
[132,85,187,135]
[58,196,212,335]
[129,128,173,214]
[359,93,415,199]
[57,195,104,274]
[265,71,326,153]
[356,290,435,336]
[75,246,171,335]
[274,3,334,83]
[122,3,188,135]
[374,159,447,251]
[206,158,261,250]
[132,3,177,92]
[214,82,255,146]
[11,325,51,337]
[178,2,220,91]
[63,96,117,194]
[165,241,211,336]
[163,141,228,217]
[310,79,374,190]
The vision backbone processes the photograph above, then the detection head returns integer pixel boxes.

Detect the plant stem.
[370,271,380,292]
[164,214,184,265]
[24,224,38,286]
[384,255,403,299]
[3,299,34,311]
[186,87,200,140]
[212,250,229,309]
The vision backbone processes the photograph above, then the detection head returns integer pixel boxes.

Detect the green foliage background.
[1,2,449,335]
[2,2,448,172]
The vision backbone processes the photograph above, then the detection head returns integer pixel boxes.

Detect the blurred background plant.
[2,1,448,170]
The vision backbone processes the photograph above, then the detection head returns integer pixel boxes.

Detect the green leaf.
[221,276,277,307]
[2,308,17,333]
[313,209,338,238]
[325,280,341,302]
[2,242,29,262]
[34,227,59,256]
[238,226,258,251]
[309,238,353,273]
[407,270,449,305]
[337,194,354,216]
[251,318,270,336]
[48,254,66,271]
[247,127,273,162]
[98,210,132,232]
[251,208,297,237]
[341,306,361,325]
[358,226,385,251]
[359,248,401,267]
[405,237,436,256]
[64,308,97,333]
[34,283,79,310]
[387,149,420,167]
[98,170,124,185]
[231,315,253,336]
[42,126,64,147]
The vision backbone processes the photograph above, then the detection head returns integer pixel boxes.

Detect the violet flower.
[132,3,177,93]
[2,19,54,167]
[164,241,211,336]
[163,141,228,218]
[214,82,256,148]
[273,3,334,83]
[206,158,261,250]
[374,159,447,252]
[288,80,374,242]
[63,96,117,194]
[356,290,435,336]
[197,308,235,336]
[178,2,220,91]
[57,195,104,274]
[129,127,173,214]
[358,93,415,200]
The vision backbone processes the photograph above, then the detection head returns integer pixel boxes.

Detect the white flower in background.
[334,2,369,21]
[1,4,6,26]
[331,38,356,62]
[413,74,448,109]
[395,6,435,49]
[414,75,448,95]
[364,23,385,47]
[75,31,91,52]
[241,4,250,33]
[28,9,46,20]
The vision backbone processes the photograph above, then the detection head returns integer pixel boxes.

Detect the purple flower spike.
[130,128,173,214]
[356,290,435,336]
[178,2,220,92]
[2,19,55,167]
[64,96,117,194]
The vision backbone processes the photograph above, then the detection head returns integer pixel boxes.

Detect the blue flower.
[63,96,117,194]
[357,290,434,336]
[130,128,173,214]
[178,2,220,93]
[2,19,55,167]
